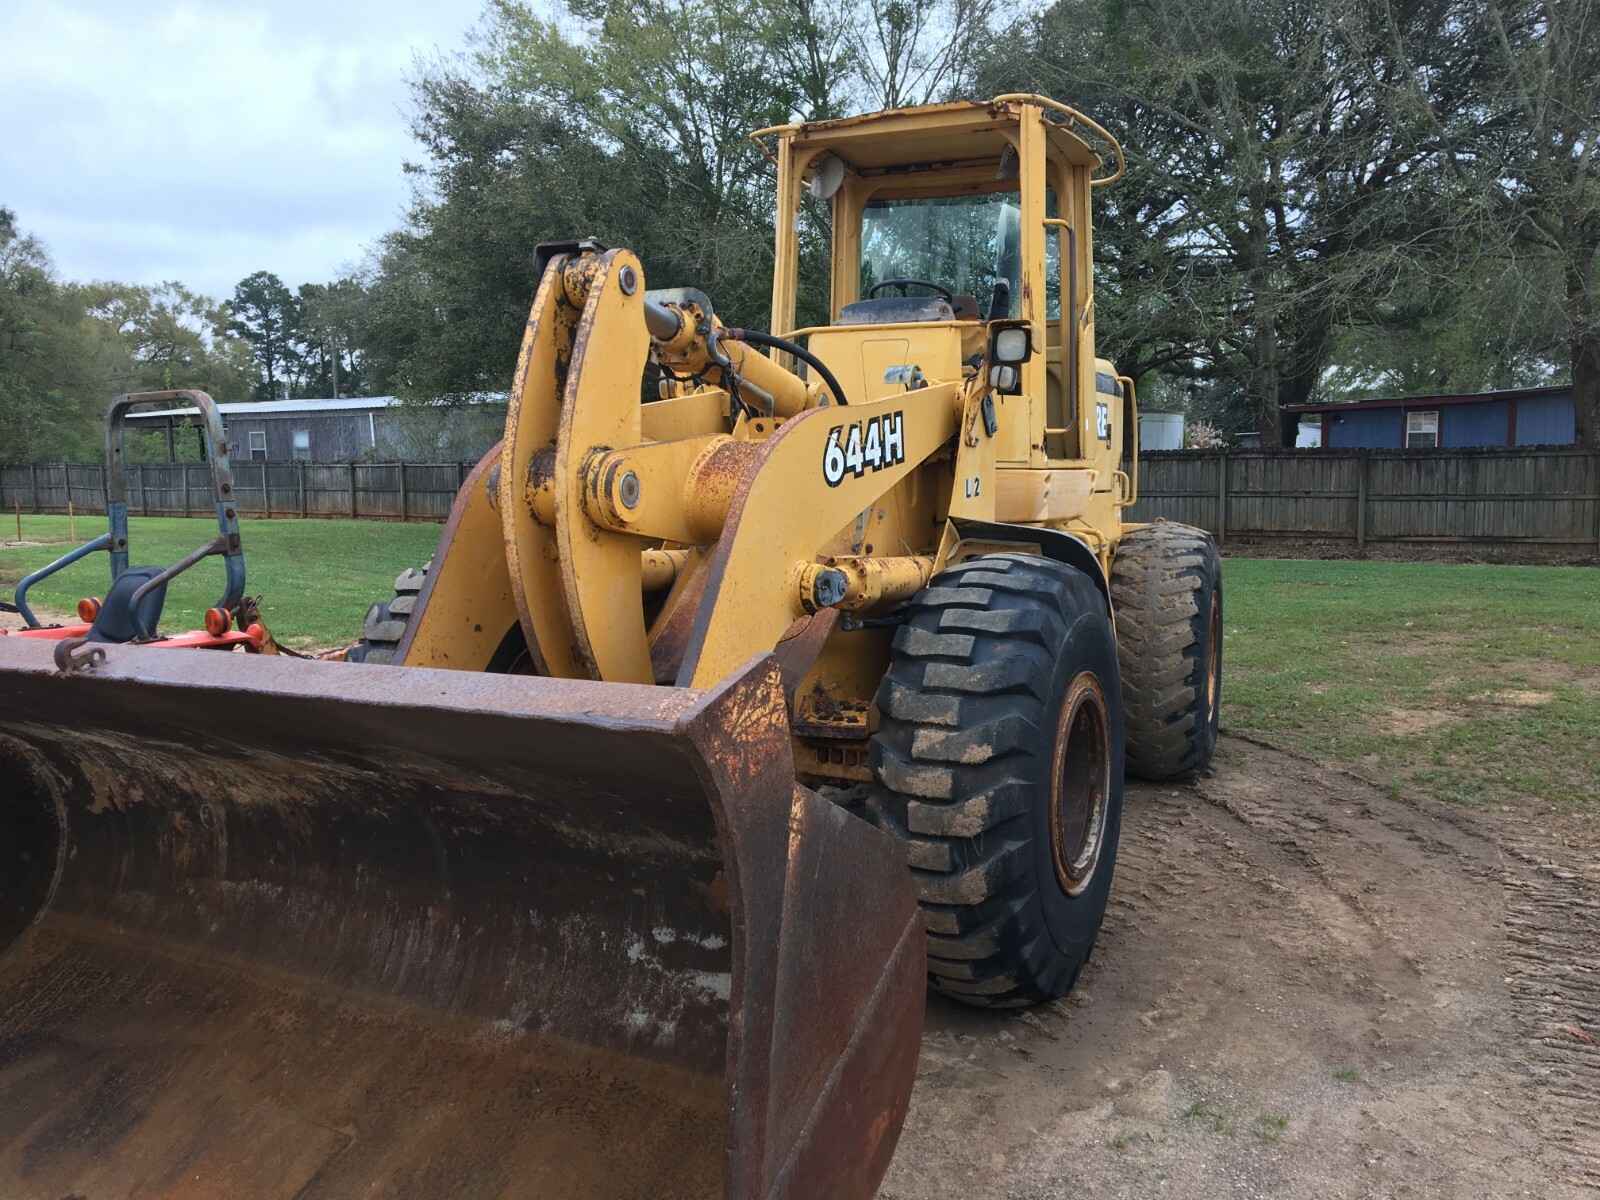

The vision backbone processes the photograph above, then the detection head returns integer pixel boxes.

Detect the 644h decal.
[823,411,906,486]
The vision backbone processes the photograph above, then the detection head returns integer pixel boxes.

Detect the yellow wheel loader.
[0,96,1222,1199]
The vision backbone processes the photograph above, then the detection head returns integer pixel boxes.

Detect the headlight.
[989,364,1019,391]
[993,327,1031,364]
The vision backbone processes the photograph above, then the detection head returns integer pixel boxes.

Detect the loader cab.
[758,96,1124,471]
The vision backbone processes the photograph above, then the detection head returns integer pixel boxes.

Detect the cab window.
[860,189,1059,319]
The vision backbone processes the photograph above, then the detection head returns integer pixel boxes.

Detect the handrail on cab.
[990,93,1126,187]
[747,125,789,165]
[1116,374,1139,509]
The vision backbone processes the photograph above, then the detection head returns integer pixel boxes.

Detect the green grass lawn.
[5,516,1595,809]
[1,515,441,650]
[1220,558,1600,809]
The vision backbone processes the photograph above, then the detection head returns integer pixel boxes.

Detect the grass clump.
[1220,559,1600,809]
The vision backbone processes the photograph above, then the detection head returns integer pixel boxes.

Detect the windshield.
[860,191,1058,319]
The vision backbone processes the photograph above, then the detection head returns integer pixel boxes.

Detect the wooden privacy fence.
[5,447,1599,554]
[0,461,475,523]
[1125,447,1600,553]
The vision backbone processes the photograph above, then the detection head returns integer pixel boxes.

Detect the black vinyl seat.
[85,566,167,643]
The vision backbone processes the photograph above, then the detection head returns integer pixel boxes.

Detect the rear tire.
[1109,521,1222,780]
[344,564,428,665]
[870,553,1124,1008]
[345,561,532,672]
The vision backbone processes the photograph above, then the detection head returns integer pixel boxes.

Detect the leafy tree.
[296,279,369,398]
[357,85,647,399]
[853,0,998,109]
[352,0,1003,402]
[484,0,802,318]
[0,209,116,462]
[355,0,792,400]
[766,0,858,119]
[982,0,1507,443]
[227,271,302,402]
[0,209,60,458]
[217,0,1595,448]
[1481,0,1600,445]
[1319,248,1565,400]
[83,281,253,402]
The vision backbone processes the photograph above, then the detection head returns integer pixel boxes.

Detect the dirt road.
[885,736,1598,1199]
[0,605,69,633]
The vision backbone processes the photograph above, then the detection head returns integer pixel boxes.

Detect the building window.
[1406,410,1439,449]
[248,431,267,461]
[292,429,311,461]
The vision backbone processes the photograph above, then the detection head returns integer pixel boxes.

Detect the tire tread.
[870,552,1118,1008]
[1109,522,1220,779]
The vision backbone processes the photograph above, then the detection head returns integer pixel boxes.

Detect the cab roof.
[756,98,1108,176]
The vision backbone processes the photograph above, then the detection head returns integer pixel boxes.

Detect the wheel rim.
[1050,671,1110,897]
[1204,591,1221,724]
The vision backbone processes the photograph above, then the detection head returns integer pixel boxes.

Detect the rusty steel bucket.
[0,638,924,1199]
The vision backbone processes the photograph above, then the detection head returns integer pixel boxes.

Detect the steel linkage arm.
[644,293,827,416]
[12,534,113,628]
[128,534,238,640]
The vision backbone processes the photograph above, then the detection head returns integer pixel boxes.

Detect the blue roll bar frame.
[10,390,246,634]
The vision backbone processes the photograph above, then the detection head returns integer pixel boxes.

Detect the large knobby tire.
[344,564,429,665]
[1109,521,1222,780]
[869,553,1125,1008]
[345,561,532,672]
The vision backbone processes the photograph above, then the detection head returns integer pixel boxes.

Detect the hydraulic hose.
[723,328,849,407]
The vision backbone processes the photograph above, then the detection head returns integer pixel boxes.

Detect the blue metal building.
[1287,385,1575,449]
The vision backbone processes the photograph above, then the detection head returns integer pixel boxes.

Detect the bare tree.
[854,0,1001,110]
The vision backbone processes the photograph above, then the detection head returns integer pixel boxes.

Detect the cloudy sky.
[1,1,482,299]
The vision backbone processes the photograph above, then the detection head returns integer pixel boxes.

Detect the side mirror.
[810,154,845,201]
[996,143,1020,182]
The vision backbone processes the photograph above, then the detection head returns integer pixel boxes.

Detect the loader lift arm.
[400,245,996,694]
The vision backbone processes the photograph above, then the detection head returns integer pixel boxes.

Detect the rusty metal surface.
[0,639,923,1199]
[771,610,839,702]
[499,255,584,679]
[681,437,763,544]
[551,249,654,684]
[395,441,524,673]
[648,551,713,685]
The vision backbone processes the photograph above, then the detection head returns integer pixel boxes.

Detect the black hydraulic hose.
[724,328,849,406]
